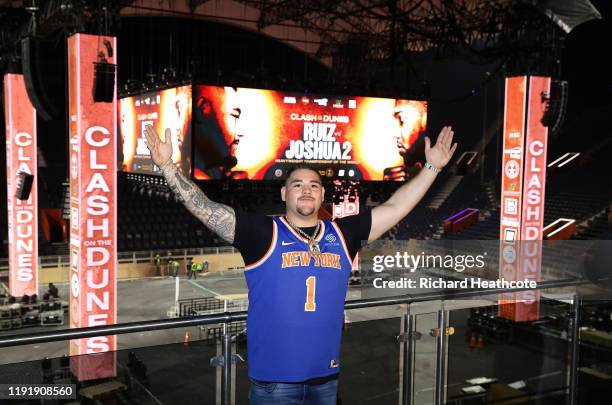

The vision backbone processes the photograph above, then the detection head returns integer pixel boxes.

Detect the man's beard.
[296,205,316,217]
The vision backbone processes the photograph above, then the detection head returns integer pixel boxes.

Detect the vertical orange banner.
[499,76,526,241]
[3,73,38,297]
[498,77,526,320]
[515,76,550,320]
[521,77,549,241]
[67,34,117,380]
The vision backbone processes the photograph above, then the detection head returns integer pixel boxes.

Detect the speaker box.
[15,172,34,200]
[541,80,568,134]
[93,62,116,103]
[21,37,54,120]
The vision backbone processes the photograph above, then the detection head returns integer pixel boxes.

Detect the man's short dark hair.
[284,164,322,185]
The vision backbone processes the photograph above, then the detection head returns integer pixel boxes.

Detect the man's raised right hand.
[144,125,173,168]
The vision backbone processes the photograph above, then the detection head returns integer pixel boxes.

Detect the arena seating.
[116,173,295,252]
[390,173,488,240]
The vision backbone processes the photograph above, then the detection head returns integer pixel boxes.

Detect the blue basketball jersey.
[243,216,353,382]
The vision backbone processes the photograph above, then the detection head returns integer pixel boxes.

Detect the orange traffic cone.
[469,333,477,348]
[476,335,484,350]
[184,331,190,345]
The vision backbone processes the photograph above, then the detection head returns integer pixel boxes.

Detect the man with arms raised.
[144,124,457,404]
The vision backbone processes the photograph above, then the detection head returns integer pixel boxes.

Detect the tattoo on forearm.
[175,172,191,191]
[191,192,207,208]
[162,164,236,243]
[168,183,183,203]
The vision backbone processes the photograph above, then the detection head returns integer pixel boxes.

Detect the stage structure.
[3,73,38,297]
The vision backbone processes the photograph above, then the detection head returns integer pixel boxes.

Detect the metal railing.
[0,246,238,271]
[0,277,589,405]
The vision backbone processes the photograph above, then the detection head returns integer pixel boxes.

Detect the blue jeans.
[249,378,338,405]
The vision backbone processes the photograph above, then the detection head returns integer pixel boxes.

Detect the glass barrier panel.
[339,317,401,404]
[577,299,612,404]
[412,305,441,405]
[233,316,402,405]
[0,337,219,404]
[0,320,211,366]
[446,296,573,404]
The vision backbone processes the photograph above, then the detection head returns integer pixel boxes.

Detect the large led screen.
[193,85,427,181]
[119,85,192,175]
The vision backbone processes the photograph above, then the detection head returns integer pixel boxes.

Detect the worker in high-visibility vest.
[190,262,202,279]
[153,254,161,273]
[169,260,180,277]
[186,257,193,279]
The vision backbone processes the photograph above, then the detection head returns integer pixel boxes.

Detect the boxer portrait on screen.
[193,87,248,180]
[383,99,428,181]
